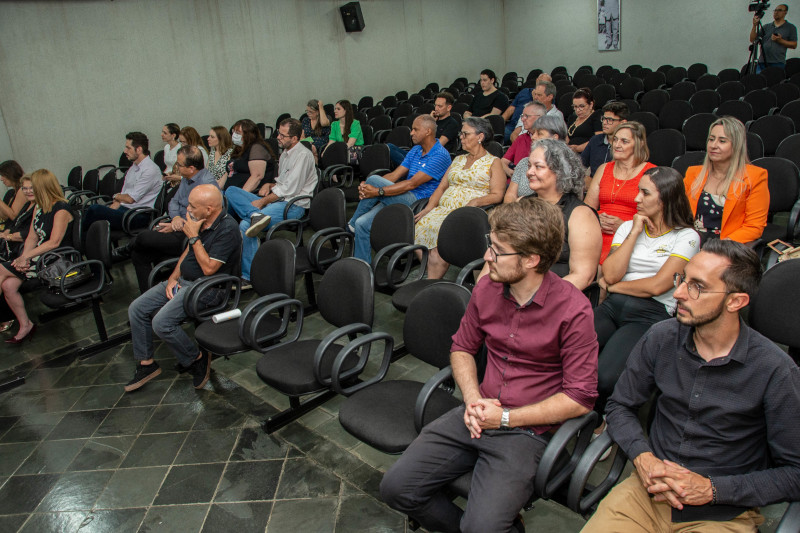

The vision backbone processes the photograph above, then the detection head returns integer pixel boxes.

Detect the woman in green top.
[322,100,363,157]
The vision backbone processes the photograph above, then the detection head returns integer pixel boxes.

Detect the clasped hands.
[463,398,503,439]
[357,183,379,200]
[634,452,713,510]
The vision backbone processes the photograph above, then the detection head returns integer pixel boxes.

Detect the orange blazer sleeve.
[720,165,769,243]
[683,166,703,215]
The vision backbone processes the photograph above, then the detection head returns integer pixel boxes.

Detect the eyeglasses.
[485,234,523,262]
[521,113,542,120]
[572,104,589,110]
[458,131,476,138]
[673,273,732,300]
[277,132,295,139]
[21,187,33,192]
[601,116,621,124]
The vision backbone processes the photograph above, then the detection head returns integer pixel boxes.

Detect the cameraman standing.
[750,4,797,71]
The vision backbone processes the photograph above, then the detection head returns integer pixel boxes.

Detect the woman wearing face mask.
[585,121,655,263]
[301,99,331,160]
[207,126,234,187]
[226,119,276,192]
[161,123,182,177]
[504,115,568,203]
[463,69,509,118]
[178,126,208,167]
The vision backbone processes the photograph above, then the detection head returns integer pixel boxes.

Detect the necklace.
[609,163,636,204]
[568,116,587,137]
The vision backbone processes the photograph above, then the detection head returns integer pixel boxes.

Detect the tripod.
[747,19,767,74]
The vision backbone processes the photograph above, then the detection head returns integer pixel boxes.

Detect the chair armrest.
[566,430,628,515]
[321,165,354,188]
[329,331,394,395]
[533,411,599,499]
[36,247,83,271]
[182,274,242,320]
[777,501,800,533]
[266,214,306,247]
[413,366,455,433]
[283,196,312,219]
[67,190,97,207]
[313,323,373,387]
[786,197,800,242]
[121,207,157,234]
[149,215,171,230]
[147,258,180,289]
[478,202,500,213]
[59,259,107,300]
[308,229,353,272]
[455,257,486,287]
[83,195,113,206]
[244,295,304,352]
[373,130,391,143]
[375,243,428,291]
[367,168,391,178]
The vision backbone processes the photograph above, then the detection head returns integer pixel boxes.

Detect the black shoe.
[124,362,161,392]
[111,244,132,262]
[174,363,192,374]
[245,213,271,238]
[191,352,211,389]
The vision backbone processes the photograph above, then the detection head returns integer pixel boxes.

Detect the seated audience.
[504,115,568,202]
[83,132,162,239]
[583,239,800,532]
[501,73,552,142]
[510,79,563,142]
[179,126,209,167]
[684,116,769,244]
[301,99,331,160]
[224,119,317,283]
[389,91,460,165]
[415,117,506,279]
[349,115,451,263]
[566,87,603,153]
[161,123,182,176]
[125,184,240,392]
[0,169,74,344]
[0,160,27,230]
[226,118,276,192]
[500,102,546,179]
[0,174,35,333]
[581,101,629,176]
[585,121,655,263]
[381,198,598,533]
[594,167,700,414]
[463,69,509,118]
[322,100,364,162]
[206,126,234,186]
[124,146,216,293]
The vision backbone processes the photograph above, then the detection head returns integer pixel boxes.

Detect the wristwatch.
[500,408,510,428]
[188,236,200,246]
[378,187,385,197]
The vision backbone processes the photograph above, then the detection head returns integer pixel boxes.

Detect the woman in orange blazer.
[683,116,769,244]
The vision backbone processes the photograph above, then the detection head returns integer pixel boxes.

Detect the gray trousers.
[380,405,548,533]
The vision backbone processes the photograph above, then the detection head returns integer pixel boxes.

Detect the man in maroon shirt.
[381,198,599,533]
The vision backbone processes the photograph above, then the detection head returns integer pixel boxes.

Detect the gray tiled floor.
[0,242,789,532]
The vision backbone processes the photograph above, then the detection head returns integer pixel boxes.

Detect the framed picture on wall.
[598,0,620,51]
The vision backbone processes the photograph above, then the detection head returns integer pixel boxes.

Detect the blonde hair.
[612,121,649,165]
[31,169,66,213]
[690,116,749,200]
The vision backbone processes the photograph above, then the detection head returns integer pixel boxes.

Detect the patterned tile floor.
[0,241,788,532]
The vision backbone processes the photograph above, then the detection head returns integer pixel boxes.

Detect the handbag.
[347,145,364,165]
[37,251,93,292]
[767,239,800,262]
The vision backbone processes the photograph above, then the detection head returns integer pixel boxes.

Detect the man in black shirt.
[388,91,460,166]
[583,240,800,531]
[125,184,241,392]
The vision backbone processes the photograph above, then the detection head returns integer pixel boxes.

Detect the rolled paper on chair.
[211,309,242,324]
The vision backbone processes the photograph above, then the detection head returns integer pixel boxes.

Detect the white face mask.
[232,132,243,146]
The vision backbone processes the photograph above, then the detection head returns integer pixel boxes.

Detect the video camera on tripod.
[749,0,771,20]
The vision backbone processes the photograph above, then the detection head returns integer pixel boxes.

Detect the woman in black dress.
[0,160,26,233]
[567,88,603,154]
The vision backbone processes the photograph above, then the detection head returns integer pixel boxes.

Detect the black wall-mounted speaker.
[340,2,365,33]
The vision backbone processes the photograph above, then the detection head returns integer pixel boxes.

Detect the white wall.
[0,0,506,180]
[504,0,796,77]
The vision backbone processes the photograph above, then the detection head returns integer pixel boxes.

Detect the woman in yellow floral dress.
[414,117,506,278]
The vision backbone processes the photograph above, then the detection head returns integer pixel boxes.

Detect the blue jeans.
[224,187,305,280]
[348,175,418,262]
[386,143,409,167]
[756,61,785,73]
[128,279,199,367]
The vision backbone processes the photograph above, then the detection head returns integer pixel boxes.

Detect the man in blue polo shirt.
[349,114,451,262]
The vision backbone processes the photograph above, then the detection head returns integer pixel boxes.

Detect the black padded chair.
[370,115,393,142]
[618,77,644,100]
[741,72,768,93]
[779,99,800,131]
[775,133,800,169]
[773,83,800,110]
[557,91,576,118]
[682,113,717,151]
[671,151,707,176]
[592,84,616,108]
[334,283,470,453]
[668,80,696,102]
[368,204,425,294]
[319,141,358,201]
[718,68,741,83]
[639,89,670,115]
[359,144,391,178]
[357,96,374,112]
[485,115,505,143]
[761,66,786,86]
[392,103,414,126]
[646,129,686,167]
[642,71,666,92]
[624,64,643,78]
[190,239,296,361]
[689,89,721,114]
[714,99,754,124]
[750,258,800,365]
[266,187,352,311]
[695,73,721,91]
[751,157,800,244]
[742,89,778,119]
[787,58,800,78]
[255,257,375,433]
[658,100,693,131]
[63,166,83,193]
[687,63,708,82]
[716,80,746,103]
[665,67,687,87]
[621,98,639,114]
[628,111,659,136]
[384,126,412,148]
[747,115,795,155]
[391,206,489,313]
[747,132,765,161]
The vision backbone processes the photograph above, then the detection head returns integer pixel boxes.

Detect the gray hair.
[463,117,493,145]
[415,114,437,136]
[536,80,557,98]
[532,115,568,140]
[529,138,587,197]
[524,101,547,116]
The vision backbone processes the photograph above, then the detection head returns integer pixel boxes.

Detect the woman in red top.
[585,121,654,262]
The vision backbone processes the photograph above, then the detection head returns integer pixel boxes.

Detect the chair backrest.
[716,81,746,103]
[748,115,795,155]
[318,257,374,328]
[369,114,392,131]
[741,73,768,93]
[688,89,721,114]
[384,126,412,148]
[358,96,374,110]
[319,141,349,169]
[359,144,391,177]
[742,89,778,119]
[85,219,112,270]
[665,66,687,87]
[404,283,473,369]
[751,156,800,215]
[646,129,686,167]
[779,99,800,131]
[486,115,505,139]
[747,132,765,161]
[370,203,414,253]
[715,99,754,124]
[309,187,346,232]
[643,71,666,92]
[557,91,576,117]
[787,57,800,78]
[82,168,100,194]
[671,151,707,176]
[687,63,708,81]
[381,95,398,108]
[252,238,296,297]
[153,150,166,172]
[592,84,616,108]
[750,258,800,351]
[393,102,414,119]
[695,73,721,91]
[775,133,800,168]
[625,64,643,78]
[98,168,119,197]
[395,90,409,101]
[717,68,740,83]
[67,166,82,189]
[659,100,693,131]
[437,206,490,268]
[656,64,674,75]
[669,80,696,102]
[361,124,374,146]
[118,152,131,170]
[639,89,670,115]
[774,83,800,109]
[682,113,717,151]
[485,141,504,158]
[618,77,644,100]
[628,112,659,136]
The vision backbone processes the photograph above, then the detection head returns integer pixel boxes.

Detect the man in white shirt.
[224,118,317,281]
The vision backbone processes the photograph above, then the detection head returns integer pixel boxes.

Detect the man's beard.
[676,298,726,328]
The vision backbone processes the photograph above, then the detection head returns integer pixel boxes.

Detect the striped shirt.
[400,141,452,200]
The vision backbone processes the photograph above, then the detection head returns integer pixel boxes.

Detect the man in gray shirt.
[751,4,797,70]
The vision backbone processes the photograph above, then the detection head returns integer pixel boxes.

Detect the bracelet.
[708,475,717,505]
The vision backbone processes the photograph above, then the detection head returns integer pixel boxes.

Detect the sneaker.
[191,352,211,389]
[240,279,253,291]
[245,214,272,238]
[124,362,161,392]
